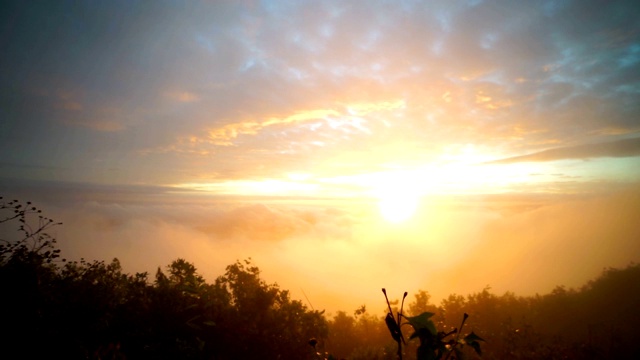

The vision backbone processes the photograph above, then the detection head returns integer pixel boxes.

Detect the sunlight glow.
[175,179,318,196]
[173,154,572,200]
[369,171,423,223]
[378,190,420,223]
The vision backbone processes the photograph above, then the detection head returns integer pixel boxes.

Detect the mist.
[3,181,638,314]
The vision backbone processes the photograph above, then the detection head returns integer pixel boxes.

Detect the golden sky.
[1,0,640,312]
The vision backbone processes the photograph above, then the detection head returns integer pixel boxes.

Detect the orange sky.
[1,0,640,313]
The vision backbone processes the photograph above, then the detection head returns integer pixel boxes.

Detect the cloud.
[2,0,640,186]
[463,186,640,296]
[2,0,639,313]
[488,137,640,164]
[2,181,639,313]
[18,190,360,294]
[145,99,404,156]
[203,108,343,146]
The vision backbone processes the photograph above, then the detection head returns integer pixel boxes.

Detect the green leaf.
[403,312,437,336]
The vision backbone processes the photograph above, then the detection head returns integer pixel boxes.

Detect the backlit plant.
[383,288,484,360]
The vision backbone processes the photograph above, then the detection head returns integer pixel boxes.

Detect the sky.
[1,0,640,313]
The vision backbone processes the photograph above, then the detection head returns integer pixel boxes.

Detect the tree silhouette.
[2,196,639,359]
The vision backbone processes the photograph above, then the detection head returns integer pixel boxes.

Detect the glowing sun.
[377,189,420,223]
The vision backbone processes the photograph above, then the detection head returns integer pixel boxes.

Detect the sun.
[365,170,423,224]
[377,188,420,223]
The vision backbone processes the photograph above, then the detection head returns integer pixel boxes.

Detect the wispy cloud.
[204,108,341,146]
[144,100,404,153]
[488,137,640,164]
[1,0,639,187]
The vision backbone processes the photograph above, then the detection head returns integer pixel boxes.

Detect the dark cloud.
[487,137,640,164]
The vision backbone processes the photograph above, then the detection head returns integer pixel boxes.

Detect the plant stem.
[443,313,469,360]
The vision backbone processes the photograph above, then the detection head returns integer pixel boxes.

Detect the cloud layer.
[3,182,638,313]
[1,0,639,188]
[489,137,640,164]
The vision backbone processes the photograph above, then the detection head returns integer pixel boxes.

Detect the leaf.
[463,331,485,356]
[385,313,404,343]
[463,331,485,343]
[468,341,482,356]
[404,312,437,336]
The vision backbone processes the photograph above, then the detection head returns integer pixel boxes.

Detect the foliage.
[323,268,640,359]
[0,197,327,359]
[382,289,484,360]
[403,312,484,360]
[0,196,62,264]
[3,196,640,359]
[325,267,640,360]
